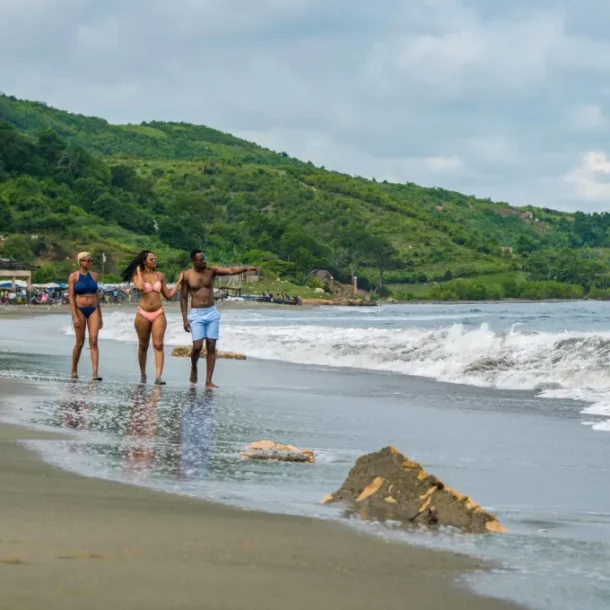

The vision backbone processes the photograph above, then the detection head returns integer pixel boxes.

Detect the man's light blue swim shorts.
[188,306,221,341]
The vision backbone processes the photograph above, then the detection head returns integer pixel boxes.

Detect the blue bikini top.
[74,272,98,295]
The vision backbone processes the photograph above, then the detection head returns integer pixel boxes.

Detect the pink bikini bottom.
[137,307,165,323]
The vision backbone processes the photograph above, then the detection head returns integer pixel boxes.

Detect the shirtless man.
[181,250,258,387]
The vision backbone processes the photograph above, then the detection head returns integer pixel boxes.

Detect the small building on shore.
[0,258,35,293]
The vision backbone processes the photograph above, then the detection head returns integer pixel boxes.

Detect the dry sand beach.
[0,378,521,610]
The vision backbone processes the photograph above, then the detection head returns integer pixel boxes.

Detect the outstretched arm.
[212,265,259,277]
[160,272,184,300]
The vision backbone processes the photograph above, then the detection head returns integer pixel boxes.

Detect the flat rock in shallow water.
[240,440,315,463]
[321,446,505,534]
[171,346,246,360]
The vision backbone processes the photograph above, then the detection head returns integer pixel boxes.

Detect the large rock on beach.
[171,346,246,360]
[240,440,315,463]
[322,446,505,534]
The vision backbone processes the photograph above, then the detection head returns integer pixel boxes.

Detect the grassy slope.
[0,93,589,293]
[390,272,527,298]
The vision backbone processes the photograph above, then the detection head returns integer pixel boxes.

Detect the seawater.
[92,301,610,431]
[1,301,610,610]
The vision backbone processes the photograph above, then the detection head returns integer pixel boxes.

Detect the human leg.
[205,338,218,388]
[204,309,221,388]
[71,309,87,378]
[86,308,102,380]
[188,309,207,384]
[151,312,167,384]
[134,313,152,381]
[190,339,204,384]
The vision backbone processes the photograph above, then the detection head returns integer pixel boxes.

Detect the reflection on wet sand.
[123,385,161,477]
[180,388,213,480]
[122,386,214,481]
[52,383,215,483]
[57,380,98,431]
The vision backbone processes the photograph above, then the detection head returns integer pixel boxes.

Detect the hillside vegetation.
[2,93,610,299]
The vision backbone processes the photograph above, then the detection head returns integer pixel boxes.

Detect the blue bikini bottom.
[77,306,97,319]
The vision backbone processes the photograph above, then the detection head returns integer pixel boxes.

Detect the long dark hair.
[121,250,152,283]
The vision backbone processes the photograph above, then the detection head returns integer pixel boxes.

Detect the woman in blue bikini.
[68,252,103,380]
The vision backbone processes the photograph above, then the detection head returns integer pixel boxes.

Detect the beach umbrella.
[0,280,28,289]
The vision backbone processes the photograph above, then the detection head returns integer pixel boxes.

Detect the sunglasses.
[82,258,93,263]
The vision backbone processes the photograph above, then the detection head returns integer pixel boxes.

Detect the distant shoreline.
[0,301,317,317]
[0,297,601,318]
[388,297,599,305]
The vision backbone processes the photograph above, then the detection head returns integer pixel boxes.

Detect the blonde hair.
[77,252,91,263]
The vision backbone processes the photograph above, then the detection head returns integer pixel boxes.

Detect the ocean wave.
[71,312,610,430]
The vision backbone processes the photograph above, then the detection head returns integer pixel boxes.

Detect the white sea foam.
[69,311,610,431]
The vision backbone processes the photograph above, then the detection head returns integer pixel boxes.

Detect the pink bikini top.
[142,274,162,293]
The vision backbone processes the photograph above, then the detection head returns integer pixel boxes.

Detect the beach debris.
[321,446,505,534]
[171,346,246,360]
[240,440,315,463]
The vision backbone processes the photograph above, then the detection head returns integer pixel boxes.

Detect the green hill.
[1,92,610,299]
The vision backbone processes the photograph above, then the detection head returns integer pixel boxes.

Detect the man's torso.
[185,268,215,309]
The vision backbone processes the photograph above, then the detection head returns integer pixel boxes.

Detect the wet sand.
[0,379,522,610]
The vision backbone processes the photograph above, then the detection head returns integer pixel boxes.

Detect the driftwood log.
[171,346,246,360]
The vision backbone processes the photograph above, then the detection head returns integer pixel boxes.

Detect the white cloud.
[565,152,610,202]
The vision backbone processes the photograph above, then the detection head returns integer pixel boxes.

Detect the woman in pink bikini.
[122,251,183,385]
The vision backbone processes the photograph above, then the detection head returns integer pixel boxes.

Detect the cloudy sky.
[2,0,610,212]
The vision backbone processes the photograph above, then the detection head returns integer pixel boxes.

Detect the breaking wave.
[72,312,610,430]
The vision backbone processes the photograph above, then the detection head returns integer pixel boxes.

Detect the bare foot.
[190,368,198,384]
[205,381,219,389]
